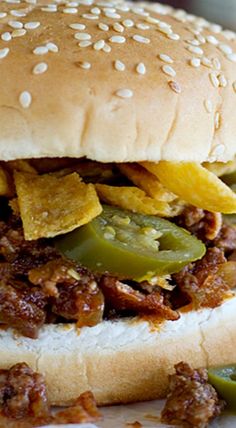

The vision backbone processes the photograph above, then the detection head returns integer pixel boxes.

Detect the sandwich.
[0,0,236,409]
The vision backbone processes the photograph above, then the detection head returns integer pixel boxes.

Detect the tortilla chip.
[14,172,102,240]
[7,160,37,174]
[9,198,20,216]
[95,184,179,217]
[119,163,177,202]
[0,166,14,197]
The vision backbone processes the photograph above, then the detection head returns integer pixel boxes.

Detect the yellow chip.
[203,160,236,177]
[95,184,182,217]
[7,160,37,174]
[142,161,236,214]
[14,172,102,240]
[9,198,20,216]
[118,163,177,202]
[0,166,14,197]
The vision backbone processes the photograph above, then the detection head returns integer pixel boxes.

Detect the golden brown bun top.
[0,0,236,162]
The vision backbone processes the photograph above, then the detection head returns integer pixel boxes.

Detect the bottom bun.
[0,294,236,406]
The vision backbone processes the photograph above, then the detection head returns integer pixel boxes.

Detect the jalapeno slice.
[208,366,236,409]
[56,205,206,279]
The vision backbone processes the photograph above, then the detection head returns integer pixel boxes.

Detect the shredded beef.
[100,276,179,321]
[173,248,231,309]
[161,362,225,428]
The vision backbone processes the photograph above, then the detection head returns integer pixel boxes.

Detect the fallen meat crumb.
[161,361,225,428]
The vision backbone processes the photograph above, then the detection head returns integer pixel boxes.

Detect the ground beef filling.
[161,362,225,428]
[0,205,235,338]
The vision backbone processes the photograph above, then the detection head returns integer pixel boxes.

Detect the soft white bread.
[1,294,236,406]
[0,1,236,163]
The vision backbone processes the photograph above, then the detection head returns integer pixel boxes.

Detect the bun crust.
[1,294,236,406]
[0,1,236,163]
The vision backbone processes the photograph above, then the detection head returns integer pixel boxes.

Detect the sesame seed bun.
[1,0,236,409]
[0,294,236,406]
[0,1,236,163]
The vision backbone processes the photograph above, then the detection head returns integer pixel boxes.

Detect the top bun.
[0,0,236,163]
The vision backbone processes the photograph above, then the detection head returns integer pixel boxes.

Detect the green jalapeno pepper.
[208,366,236,409]
[56,205,206,279]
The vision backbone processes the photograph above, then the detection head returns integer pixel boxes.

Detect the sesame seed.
[209,24,222,34]
[69,23,86,30]
[78,61,91,69]
[0,13,7,19]
[157,26,172,36]
[0,47,10,59]
[189,57,201,67]
[187,45,204,55]
[233,82,236,93]
[113,22,124,33]
[82,13,99,20]
[196,34,206,44]
[1,32,12,41]
[104,11,121,19]
[46,42,59,53]
[33,46,48,55]
[12,28,26,37]
[10,10,26,17]
[132,34,150,44]
[91,7,100,15]
[109,35,126,43]
[98,22,109,31]
[206,35,218,45]
[33,62,48,74]
[102,43,111,53]
[78,40,92,47]
[136,62,146,75]
[202,57,212,68]
[63,7,78,14]
[114,60,125,71]
[159,53,173,64]
[41,6,57,13]
[93,39,105,50]
[122,19,134,28]
[74,32,91,40]
[212,57,221,70]
[19,91,32,108]
[136,23,149,30]
[8,20,23,29]
[116,4,130,12]
[226,53,236,63]
[215,112,220,129]
[186,38,200,46]
[209,72,219,88]
[218,43,233,55]
[146,16,160,24]
[24,21,40,30]
[204,99,213,113]
[168,80,181,94]
[116,89,133,99]
[103,7,116,13]
[167,33,180,41]
[218,74,227,88]
[162,65,176,77]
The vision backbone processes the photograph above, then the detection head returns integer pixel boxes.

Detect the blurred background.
[156,0,236,31]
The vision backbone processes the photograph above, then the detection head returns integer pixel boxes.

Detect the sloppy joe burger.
[0,0,236,408]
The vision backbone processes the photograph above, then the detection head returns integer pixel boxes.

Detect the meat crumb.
[0,363,101,427]
[161,362,225,428]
